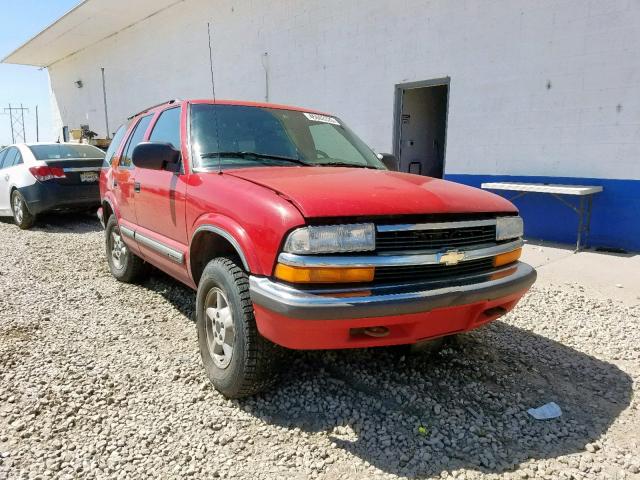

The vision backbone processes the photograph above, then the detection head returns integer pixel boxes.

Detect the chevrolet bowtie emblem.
[439,250,465,266]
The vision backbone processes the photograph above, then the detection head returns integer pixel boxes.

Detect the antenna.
[207,21,222,173]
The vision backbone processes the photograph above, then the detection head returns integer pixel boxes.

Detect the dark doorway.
[393,79,449,178]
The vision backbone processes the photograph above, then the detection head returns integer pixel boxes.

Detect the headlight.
[496,216,524,241]
[283,223,375,254]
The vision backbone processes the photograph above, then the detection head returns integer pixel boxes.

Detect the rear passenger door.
[132,107,188,279]
[113,114,153,228]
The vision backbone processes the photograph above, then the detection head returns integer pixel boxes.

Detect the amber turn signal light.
[493,247,522,267]
[274,264,375,283]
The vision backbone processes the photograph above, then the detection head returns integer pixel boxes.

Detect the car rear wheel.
[11,190,35,230]
[105,215,149,283]
[197,257,283,398]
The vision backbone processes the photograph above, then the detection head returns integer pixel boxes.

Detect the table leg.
[575,196,585,252]
[585,195,594,248]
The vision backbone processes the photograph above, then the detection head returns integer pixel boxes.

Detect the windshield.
[29,144,105,161]
[190,104,386,170]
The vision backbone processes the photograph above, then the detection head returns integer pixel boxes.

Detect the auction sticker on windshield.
[303,112,340,125]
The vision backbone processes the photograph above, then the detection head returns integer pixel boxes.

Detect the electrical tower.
[4,104,29,143]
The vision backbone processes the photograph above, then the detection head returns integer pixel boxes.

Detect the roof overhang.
[2,0,182,67]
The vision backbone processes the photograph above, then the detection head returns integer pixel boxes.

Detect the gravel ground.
[0,213,638,480]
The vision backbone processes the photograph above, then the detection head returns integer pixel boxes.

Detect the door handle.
[112,178,118,188]
[4,175,8,181]
[134,182,141,193]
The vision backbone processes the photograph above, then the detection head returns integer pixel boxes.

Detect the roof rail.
[128,99,180,120]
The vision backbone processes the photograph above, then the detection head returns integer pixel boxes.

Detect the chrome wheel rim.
[204,288,235,369]
[13,195,23,224]
[110,228,127,270]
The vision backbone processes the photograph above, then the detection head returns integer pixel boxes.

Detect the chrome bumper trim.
[278,239,523,268]
[250,261,536,320]
[63,167,102,173]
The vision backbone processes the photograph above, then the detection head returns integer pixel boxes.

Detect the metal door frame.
[392,77,451,177]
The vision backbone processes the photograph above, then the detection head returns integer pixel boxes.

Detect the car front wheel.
[197,257,283,398]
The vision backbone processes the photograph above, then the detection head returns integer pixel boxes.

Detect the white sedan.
[0,143,105,229]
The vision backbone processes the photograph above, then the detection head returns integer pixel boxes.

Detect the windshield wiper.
[200,151,311,166]
[316,161,380,169]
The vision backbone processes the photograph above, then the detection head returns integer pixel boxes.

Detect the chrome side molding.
[136,232,184,264]
[119,225,184,264]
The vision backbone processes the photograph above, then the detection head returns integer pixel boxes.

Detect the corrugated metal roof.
[2,0,183,67]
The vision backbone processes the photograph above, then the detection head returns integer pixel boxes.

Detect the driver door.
[132,106,189,282]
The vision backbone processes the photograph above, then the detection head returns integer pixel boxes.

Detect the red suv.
[99,99,536,398]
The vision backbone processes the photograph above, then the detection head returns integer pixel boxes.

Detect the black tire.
[11,190,35,229]
[105,215,149,283]
[197,257,283,398]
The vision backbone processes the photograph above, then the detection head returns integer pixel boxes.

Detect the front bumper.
[249,261,536,349]
[250,261,536,320]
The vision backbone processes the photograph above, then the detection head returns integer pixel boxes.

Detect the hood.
[225,167,516,218]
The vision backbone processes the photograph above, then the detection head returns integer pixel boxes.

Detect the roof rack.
[128,99,180,120]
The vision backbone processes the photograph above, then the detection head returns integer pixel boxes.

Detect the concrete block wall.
[47,0,640,249]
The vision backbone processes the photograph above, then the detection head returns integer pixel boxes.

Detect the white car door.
[0,147,31,216]
[0,147,13,215]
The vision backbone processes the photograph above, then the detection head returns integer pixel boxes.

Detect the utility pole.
[4,104,29,143]
[35,105,39,142]
[101,68,110,139]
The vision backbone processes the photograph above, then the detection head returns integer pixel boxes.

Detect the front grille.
[376,223,496,252]
[373,257,494,284]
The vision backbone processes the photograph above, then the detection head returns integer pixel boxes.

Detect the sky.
[0,0,79,146]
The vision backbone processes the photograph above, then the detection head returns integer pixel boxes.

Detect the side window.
[10,150,23,167]
[120,114,153,168]
[2,148,19,169]
[0,149,7,169]
[103,123,129,168]
[309,123,366,165]
[149,107,181,149]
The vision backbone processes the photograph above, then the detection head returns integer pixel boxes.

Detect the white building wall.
[48,0,640,180]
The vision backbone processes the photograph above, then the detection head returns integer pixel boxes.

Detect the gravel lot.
[0,214,638,480]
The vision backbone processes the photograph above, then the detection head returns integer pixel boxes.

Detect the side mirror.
[132,142,180,171]
[377,153,399,171]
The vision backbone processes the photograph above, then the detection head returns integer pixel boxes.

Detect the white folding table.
[481,182,603,252]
